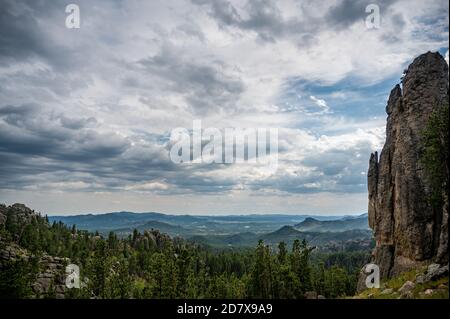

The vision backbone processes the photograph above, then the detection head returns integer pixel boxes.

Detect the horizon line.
[45,210,368,217]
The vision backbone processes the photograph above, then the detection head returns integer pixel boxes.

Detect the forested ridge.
[0,204,369,299]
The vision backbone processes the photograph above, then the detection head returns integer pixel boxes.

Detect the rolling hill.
[48,211,372,249]
[49,211,364,236]
[112,220,191,238]
[189,226,372,249]
[294,214,369,232]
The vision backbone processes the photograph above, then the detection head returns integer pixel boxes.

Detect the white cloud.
[0,0,447,214]
[309,95,330,114]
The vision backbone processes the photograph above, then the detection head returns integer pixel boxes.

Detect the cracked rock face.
[368,52,449,278]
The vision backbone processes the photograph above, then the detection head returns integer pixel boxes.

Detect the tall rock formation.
[368,51,449,278]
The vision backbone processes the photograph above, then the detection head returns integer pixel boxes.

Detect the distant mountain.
[189,226,372,249]
[49,211,367,236]
[113,220,191,238]
[48,211,203,233]
[294,214,369,232]
[261,225,301,242]
[260,227,371,247]
[48,211,371,249]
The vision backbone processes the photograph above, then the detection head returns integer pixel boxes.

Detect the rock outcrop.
[367,52,449,278]
[0,243,69,298]
[0,204,69,298]
[0,203,40,241]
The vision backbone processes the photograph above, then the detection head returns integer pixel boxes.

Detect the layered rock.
[368,52,449,278]
[0,243,69,298]
[33,255,69,299]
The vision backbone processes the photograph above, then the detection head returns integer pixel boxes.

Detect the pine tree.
[249,240,273,298]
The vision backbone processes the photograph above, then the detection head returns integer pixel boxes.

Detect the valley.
[49,212,372,250]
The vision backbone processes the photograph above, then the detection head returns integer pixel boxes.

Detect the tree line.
[0,208,368,299]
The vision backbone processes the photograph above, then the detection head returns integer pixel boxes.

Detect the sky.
[0,0,448,215]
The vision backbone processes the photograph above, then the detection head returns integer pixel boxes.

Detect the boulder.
[427,264,440,274]
[425,264,448,281]
[381,288,393,295]
[398,281,415,294]
[424,289,434,295]
[415,274,426,284]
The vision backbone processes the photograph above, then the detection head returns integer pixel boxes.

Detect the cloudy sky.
[0,0,448,215]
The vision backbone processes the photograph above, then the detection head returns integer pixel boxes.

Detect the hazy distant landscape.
[49,212,371,249]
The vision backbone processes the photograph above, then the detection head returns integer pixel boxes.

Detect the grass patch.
[356,267,448,299]
[385,268,421,290]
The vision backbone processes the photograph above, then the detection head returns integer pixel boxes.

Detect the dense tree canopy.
[0,207,368,299]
